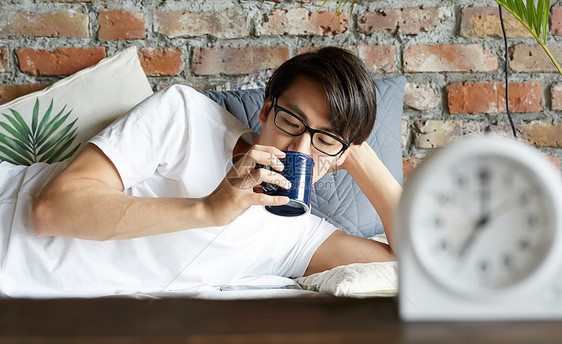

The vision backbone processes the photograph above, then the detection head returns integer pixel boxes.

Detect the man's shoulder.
[158,84,206,101]
[153,84,221,113]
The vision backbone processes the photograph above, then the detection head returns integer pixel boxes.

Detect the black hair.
[265,47,377,144]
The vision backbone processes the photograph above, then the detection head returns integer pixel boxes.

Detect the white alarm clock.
[397,135,562,320]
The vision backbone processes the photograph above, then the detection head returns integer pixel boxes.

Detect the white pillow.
[295,261,398,297]
[0,47,153,165]
[295,234,398,297]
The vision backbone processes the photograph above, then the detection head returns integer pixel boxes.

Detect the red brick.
[358,7,450,34]
[509,43,562,73]
[296,46,319,55]
[520,120,562,147]
[0,47,7,73]
[551,6,562,35]
[414,120,484,148]
[404,44,497,72]
[358,9,401,33]
[446,81,542,114]
[460,7,532,38]
[138,48,182,77]
[354,45,395,73]
[403,157,422,180]
[552,84,562,111]
[297,45,395,73]
[488,122,562,152]
[154,10,249,39]
[98,9,145,41]
[17,47,107,76]
[0,84,50,105]
[404,83,440,111]
[257,8,348,36]
[487,121,522,139]
[0,9,89,38]
[192,46,290,76]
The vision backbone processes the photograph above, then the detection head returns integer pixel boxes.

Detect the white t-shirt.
[0,85,336,298]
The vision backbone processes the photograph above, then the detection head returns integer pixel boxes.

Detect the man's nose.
[288,132,312,155]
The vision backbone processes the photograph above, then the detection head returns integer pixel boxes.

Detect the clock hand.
[457,167,492,260]
[456,215,488,260]
[479,190,534,233]
[456,190,533,261]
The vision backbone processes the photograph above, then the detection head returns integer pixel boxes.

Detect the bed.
[0,47,405,299]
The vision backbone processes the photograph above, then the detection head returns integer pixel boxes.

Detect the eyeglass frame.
[272,97,350,157]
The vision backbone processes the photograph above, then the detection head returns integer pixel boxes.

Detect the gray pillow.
[200,76,405,238]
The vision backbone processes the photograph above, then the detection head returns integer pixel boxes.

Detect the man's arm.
[305,142,402,275]
[304,230,393,276]
[32,143,290,240]
[32,144,211,240]
[340,141,403,248]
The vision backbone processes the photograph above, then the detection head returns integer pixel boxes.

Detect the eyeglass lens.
[275,109,344,155]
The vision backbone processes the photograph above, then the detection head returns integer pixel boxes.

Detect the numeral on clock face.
[414,154,554,291]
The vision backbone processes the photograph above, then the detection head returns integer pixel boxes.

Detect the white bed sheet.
[126,275,329,300]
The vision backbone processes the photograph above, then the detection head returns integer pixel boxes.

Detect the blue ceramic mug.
[259,151,315,217]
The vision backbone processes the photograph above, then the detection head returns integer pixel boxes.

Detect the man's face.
[257,76,349,183]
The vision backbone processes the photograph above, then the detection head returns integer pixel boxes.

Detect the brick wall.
[0,0,561,174]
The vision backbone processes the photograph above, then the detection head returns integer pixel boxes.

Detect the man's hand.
[203,144,291,227]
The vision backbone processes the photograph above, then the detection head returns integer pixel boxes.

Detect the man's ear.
[259,98,273,125]
[335,143,354,167]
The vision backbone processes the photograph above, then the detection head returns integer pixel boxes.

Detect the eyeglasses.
[273,98,350,156]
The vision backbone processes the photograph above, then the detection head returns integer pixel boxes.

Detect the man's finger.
[254,193,290,206]
[253,169,291,190]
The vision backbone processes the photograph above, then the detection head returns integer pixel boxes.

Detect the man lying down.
[0,47,402,297]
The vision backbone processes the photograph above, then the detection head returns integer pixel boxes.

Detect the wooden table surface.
[1,296,561,343]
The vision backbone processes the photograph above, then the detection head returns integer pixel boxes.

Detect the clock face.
[410,150,557,295]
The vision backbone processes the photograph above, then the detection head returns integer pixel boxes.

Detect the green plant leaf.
[317,0,355,15]
[516,0,528,22]
[537,0,545,36]
[45,135,79,164]
[31,98,39,141]
[0,121,33,151]
[494,0,562,75]
[337,0,348,13]
[2,112,29,141]
[0,153,21,165]
[318,0,330,11]
[38,119,78,157]
[36,106,67,147]
[0,134,34,165]
[0,131,33,156]
[0,99,80,165]
[59,142,81,162]
[0,145,31,165]
[36,99,54,145]
[40,128,77,163]
[527,0,536,35]
[9,109,32,141]
[36,109,72,149]
[543,0,551,43]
